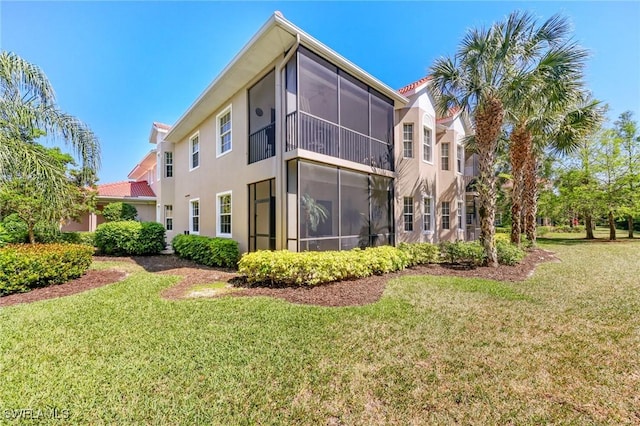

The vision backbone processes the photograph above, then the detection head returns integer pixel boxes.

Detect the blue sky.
[2,1,639,184]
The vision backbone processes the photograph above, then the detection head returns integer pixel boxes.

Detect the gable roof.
[165,12,408,143]
[153,122,171,131]
[398,75,432,95]
[97,181,156,198]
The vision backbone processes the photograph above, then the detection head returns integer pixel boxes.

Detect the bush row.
[172,234,240,268]
[60,232,95,246]
[0,244,94,296]
[397,242,440,266]
[238,245,410,286]
[94,221,165,255]
[439,239,526,266]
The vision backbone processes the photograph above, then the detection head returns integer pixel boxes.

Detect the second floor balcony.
[285,111,393,171]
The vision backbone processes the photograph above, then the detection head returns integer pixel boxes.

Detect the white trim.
[216,105,233,158]
[164,204,173,231]
[189,131,200,171]
[422,125,433,164]
[441,142,450,171]
[216,190,232,237]
[422,196,434,234]
[456,140,464,175]
[402,123,414,159]
[189,198,200,235]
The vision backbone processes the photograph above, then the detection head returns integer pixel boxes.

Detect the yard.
[0,233,638,424]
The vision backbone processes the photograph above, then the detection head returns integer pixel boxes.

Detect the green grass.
[1,236,639,424]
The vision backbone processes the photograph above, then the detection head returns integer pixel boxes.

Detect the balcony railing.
[286,111,393,171]
[248,122,275,164]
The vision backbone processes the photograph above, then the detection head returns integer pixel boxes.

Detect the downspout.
[274,35,300,251]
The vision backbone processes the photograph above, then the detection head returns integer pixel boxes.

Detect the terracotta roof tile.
[153,122,172,131]
[398,76,432,94]
[436,106,461,123]
[97,181,156,198]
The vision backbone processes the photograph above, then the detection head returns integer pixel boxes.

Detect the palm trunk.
[474,97,504,267]
[628,215,634,239]
[523,149,538,245]
[608,211,616,240]
[585,214,594,239]
[509,125,529,246]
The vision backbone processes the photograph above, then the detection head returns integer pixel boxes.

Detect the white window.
[423,127,432,163]
[403,124,413,158]
[217,191,232,237]
[423,197,433,232]
[164,152,173,178]
[190,199,200,234]
[217,106,232,157]
[165,205,173,231]
[190,133,200,170]
[403,196,414,231]
[441,143,450,171]
[442,201,450,230]
[458,201,464,230]
[457,144,464,173]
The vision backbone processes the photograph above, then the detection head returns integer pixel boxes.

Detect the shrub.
[172,234,240,268]
[496,240,526,266]
[439,241,485,266]
[552,225,584,233]
[537,226,552,236]
[102,202,138,222]
[495,227,511,234]
[0,214,28,244]
[0,244,93,296]
[398,242,439,266]
[60,232,95,246]
[238,246,409,286]
[94,221,165,255]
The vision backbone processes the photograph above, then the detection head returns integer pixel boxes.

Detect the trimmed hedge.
[398,242,439,267]
[0,244,93,296]
[94,221,165,255]
[238,246,410,286]
[172,234,240,268]
[60,232,95,246]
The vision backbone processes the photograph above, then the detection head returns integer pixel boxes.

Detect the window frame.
[216,190,232,238]
[403,123,414,159]
[457,143,464,174]
[189,132,200,171]
[216,105,233,158]
[403,196,414,232]
[423,196,433,233]
[164,205,173,231]
[189,198,200,235]
[442,201,450,230]
[423,126,433,163]
[441,142,450,171]
[164,151,173,178]
[457,200,464,230]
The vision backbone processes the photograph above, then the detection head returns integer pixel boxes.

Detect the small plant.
[496,240,526,265]
[102,202,138,222]
[172,234,240,268]
[94,221,165,255]
[439,241,485,266]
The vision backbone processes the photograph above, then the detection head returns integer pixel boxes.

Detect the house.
[61,151,157,232]
[146,12,478,252]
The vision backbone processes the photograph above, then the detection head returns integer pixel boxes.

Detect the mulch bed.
[0,270,126,307]
[1,249,558,308]
[230,249,558,307]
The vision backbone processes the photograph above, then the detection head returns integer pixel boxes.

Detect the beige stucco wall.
[171,64,279,253]
[394,87,467,244]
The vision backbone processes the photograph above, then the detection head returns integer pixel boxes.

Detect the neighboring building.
[125,12,478,251]
[61,152,157,232]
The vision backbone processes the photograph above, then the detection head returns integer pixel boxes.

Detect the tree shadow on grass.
[537,237,639,246]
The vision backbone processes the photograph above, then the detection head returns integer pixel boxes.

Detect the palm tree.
[521,95,603,243]
[430,11,543,266]
[503,16,591,245]
[0,51,100,207]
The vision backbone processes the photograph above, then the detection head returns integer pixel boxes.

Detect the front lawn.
[0,237,638,424]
